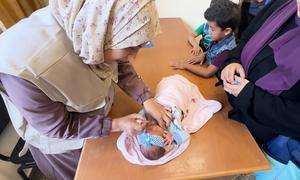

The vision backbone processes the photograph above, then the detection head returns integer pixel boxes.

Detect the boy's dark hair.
[204,0,241,31]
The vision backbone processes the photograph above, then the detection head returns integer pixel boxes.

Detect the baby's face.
[146,125,164,137]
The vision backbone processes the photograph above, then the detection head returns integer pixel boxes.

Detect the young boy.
[171,0,240,78]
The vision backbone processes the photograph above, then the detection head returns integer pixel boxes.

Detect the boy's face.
[207,21,232,42]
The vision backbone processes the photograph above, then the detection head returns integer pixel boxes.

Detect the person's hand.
[221,63,246,84]
[297,0,300,17]
[223,75,249,97]
[170,61,186,70]
[190,46,203,56]
[143,98,172,129]
[187,52,205,65]
[113,113,147,135]
[163,131,173,146]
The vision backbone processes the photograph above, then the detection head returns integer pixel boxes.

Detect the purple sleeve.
[117,61,153,104]
[0,73,112,140]
[211,50,230,68]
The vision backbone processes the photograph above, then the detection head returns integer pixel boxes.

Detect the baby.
[137,107,190,160]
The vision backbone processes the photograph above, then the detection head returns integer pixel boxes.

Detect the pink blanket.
[117,75,222,165]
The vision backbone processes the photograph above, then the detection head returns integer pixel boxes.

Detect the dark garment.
[241,0,300,95]
[224,0,300,145]
[29,144,81,180]
[238,0,274,39]
[0,61,152,179]
[211,50,230,69]
[238,2,254,39]
[0,96,9,134]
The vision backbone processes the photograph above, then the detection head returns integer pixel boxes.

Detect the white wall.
[155,0,240,30]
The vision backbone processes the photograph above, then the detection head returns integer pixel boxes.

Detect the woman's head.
[50,0,160,65]
[103,42,150,63]
[204,0,240,42]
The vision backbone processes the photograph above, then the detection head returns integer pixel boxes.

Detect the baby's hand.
[163,131,173,146]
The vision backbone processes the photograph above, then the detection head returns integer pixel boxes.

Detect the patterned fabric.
[206,34,236,65]
[137,131,165,147]
[167,106,190,145]
[49,0,160,65]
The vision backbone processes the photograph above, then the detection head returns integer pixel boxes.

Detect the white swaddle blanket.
[117,74,222,165]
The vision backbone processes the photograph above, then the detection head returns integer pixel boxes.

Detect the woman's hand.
[223,76,249,97]
[112,114,147,135]
[190,46,203,56]
[221,63,246,83]
[143,98,172,129]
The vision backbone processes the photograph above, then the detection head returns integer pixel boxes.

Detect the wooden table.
[75,18,270,180]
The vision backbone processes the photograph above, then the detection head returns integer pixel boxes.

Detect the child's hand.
[190,46,203,56]
[170,61,186,70]
[163,131,173,146]
[187,53,205,65]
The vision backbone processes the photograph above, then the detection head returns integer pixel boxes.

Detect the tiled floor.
[0,123,24,180]
[0,123,48,180]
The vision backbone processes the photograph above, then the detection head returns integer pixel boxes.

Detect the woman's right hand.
[190,46,203,56]
[221,63,246,83]
[112,114,147,135]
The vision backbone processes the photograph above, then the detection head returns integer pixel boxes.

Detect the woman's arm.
[228,80,300,137]
[0,74,114,139]
[117,61,172,129]
[117,61,153,104]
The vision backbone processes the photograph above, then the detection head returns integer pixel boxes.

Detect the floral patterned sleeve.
[117,61,153,104]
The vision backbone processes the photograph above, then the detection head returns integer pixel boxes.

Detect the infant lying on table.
[117,75,222,165]
[137,106,190,160]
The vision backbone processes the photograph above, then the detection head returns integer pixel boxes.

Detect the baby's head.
[204,0,240,42]
[138,124,166,160]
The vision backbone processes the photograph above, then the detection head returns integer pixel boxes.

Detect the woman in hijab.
[221,0,300,178]
[0,0,172,179]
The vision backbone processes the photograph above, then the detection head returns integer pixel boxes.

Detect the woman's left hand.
[143,98,172,129]
[223,76,250,97]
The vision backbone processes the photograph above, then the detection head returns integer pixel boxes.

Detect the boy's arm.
[188,32,200,48]
[188,23,206,55]
[184,64,218,78]
[182,50,230,78]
